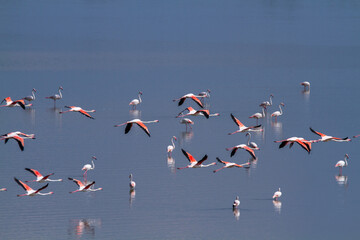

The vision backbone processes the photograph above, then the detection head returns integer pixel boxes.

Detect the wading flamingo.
[129,174,136,189]
[274,137,314,154]
[23,88,37,102]
[60,106,96,119]
[45,86,63,106]
[271,103,285,121]
[228,114,262,135]
[226,144,257,159]
[25,168,62,182]
[310,127,351,142]
[246,133,260,150]
[259,94,273,111]
[233,196,240,209]
[82,156,96,181]
[114,119,159,137]
[167,136,177,157]
[249,107,265,124]
[0,97,27,110]
[213,157,249,173]
[272,188,282,201]
[68,178,102,193]
[335,154,349,175]
[14,177,53,197]
[180,118,194,131]
[0,131,35,151]
[301,81,310,90]
[129,91,142,109]
[173,93,204,108]
[177,149,215,169]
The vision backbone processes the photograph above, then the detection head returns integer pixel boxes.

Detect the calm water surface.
[1,1,360,239]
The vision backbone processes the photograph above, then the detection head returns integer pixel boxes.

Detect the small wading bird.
[59,106,96,119]
[233,196,240,209]
[0,97,27,110]
[180,118,194,131]
[213,157,250,173]
[68,178,102,193]
[177,149,215,169]
[274,137,314,154]
[272,188,282,201]
[228,114,262,135]
[177,107,219,119]
[167,136,177,157]
[335,154,349,175]
[25,168,62,182]
[301,81,310,90]
[14,177,53,197]
[23,88,37,102]
[129,91,142,109]
[249,107,265,124]
[114,119,159,137]
[0,131,35,151]
[129,174,136,189]
[226,144,257,159]
[271,103,285,121]
[82,156,96,181]
[310,127,351,142]
[173,93,204,108]
[246,133,260,150]
[45,86,63,105]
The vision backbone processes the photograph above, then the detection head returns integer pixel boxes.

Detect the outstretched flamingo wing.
[243,145,256,159]
[295,140,311,153]
[278,141,289,149]
[68,178,85,188]
[25,168,43,178]
[124,123,133,134]
[230,148,238,157]
[309,127,326,137]
[84,181,96,190]
[181,149,197,163]
[178,97,186,106]
[196,155,209,165]
[35,183,49,194]
[14,177,32,192]
[216,157,227,165]
[230,114,244,128]
[12,100,26,109]
[79,109,94,119]
[135,121,151,137]
[42,173,55,180]
[190,96,204,108]
[197,110,209,119]
[13,135,24,151]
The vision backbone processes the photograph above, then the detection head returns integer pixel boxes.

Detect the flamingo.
[173,93,204,108]
[249,107,265,124]
[129,91,142,109]
[180,118,194,131]
[226,144,257,159]
[59,106,96,119]
[14,177,53,197]
[0,131,35,151]
[82,156,96,181]
[246,133,260,150]
[213,157,249,173]
[0,188,7,191]
[45,86,63,105]
[177,149,215,169]
[129,174,136,189]
[233,196,240,209]
[272,188,282,201]
[68,178,102,193]
[177,107,219,119]
[198,89,211,99]
[228,114,262,135]
[335,154,349,175]
[301,81,310,90]
[259,94,274,111]
[274,137,314,154]
[25,168,62,182]
[310,127,351,142]
[167,136,177,157]
[114,119,159,137]
[23,88,37,102]
[0,97,27,110]
[271,103,285,121]
[354,134,360,138]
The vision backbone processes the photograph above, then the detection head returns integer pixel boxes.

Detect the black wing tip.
[68,177,74,181]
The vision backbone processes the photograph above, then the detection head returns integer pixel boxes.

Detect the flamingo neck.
[138,93,142,103]
[171,138,175,148]
[58,88,62,98]
[269,96,273,105]
[262,107,265,117]
[32,91,36,99]
[91,160,95,169]
[344,156,348,166]
[279,105,283,115]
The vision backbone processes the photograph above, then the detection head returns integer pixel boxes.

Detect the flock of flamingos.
[0,81,358,210]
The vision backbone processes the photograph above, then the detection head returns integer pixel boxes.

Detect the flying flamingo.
[310,127,351,142]
[213,157,249,173]
[354,134,360,138]
[129,174,136,189]
[14,177,53,197]
[45,86,63,106]
[177,149,215,169]
[177,107,219,119]
[226,144,257,159]
[228,114,262,135]
[335,154,349,175]
[25,168,62,182]
[274,137,314,154]
[59,106,96,119]
[259,94,273,112]
[301,81,310,90]
[68,178,102,193]
[246,132,260,150]
[271,103,285,121]
[167,136,177,157]
[249,107,265,124]
[180,118,194,131]
[272,188,282,201]
[114,119,159,137]
[0,131,35,151]
[129,91,142,109]
[82,156,96,181]
[23,88,37,102]
[233,196,240,209]
[198,89,211,104]
[173,93,204,108]
[0,97,27,110]
[0,188,6,191]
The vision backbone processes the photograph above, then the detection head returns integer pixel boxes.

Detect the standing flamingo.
[114,119,159,137]
[180,118,194,131]
[300,81,310,90]
[0,131,35,151]
[198,89,211,99]
[249,107,265,124]
[226,144,257,159]
[167,136,177,157]
[271,103,285,121]
[272,188,282,201]
[259,94,274,112]
[213,157,249,173]
[129,91,142,109]
[23,88,37,102]
[228,114,262,135]
[274,137,313,154]
[177,149,215,169]
[173,93,204,108]
[82,156,96,181]
[25,168,62,182]
[246,133,260,150]
[14,177,53,197]
[0,97,27,110]
[335,154,349,175]
[68,178,102,193]
[310,127,351,142]
[233,196,240,209]
[45,86,63,106]
[129,174,136,189]
[59,106,96,119]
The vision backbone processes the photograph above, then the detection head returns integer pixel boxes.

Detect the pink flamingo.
[310,127,351,142]
[177,149,215,169]
[25,168,62,182]
[68,178,102,193]
[60,106,96,119]
[213,157,250,173]
[114,119,159,137]
[0,97,27,110]
[173,93,204,108]
[14,177,53,197]
[228,114,262,135]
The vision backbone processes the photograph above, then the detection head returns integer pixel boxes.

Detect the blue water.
[1,1,360,239]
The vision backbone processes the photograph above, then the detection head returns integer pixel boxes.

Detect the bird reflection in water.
[335,174,349,188]
[69,219,101,238]
[271,121,282,137]
[167,157,176,173]
[129,189,136,208]
[233,208,240,220]
[272,200,282,214]
[129,109,141,118]
[180,131,194,144]
[25,108,36,126]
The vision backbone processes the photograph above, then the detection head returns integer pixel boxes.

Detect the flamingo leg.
[213,166,226,173]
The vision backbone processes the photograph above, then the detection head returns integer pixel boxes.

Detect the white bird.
[249,107,265,124]
[114,119,159,137]
[272,188,282,201]
[14,177,53,197]
[173,93,204,108]
[245,133,260,150]
[82,156,96,181]
[45,86,63,105]
[167,136,177,156]
[213,157,250,173]
[198,89,211,99]
[180,118,194,131]
[300,81,310,90]
[129,174,136,189]
[335,154,349,175]
[259,94,273,110]
[310,127,351,142]
[233,196,240,209]
[228,114,262,135]
[23,88,37,102]
[177,107,219,119]
[226,144,257,159]
[68,178,102,193]
[271,103,285,121]
[59,106,96,119]
[129,91,142,109]
[177,149,215,169]
[0,188,6,191]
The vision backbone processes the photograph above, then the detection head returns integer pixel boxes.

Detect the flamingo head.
[173,136,177,141]
[92,156,97,160]
[59,86,63,90]
[280,102,285,106]
[32,88,37,92]
[270,94,274,97]
[345,154,349,159]
[139,91,143,95]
